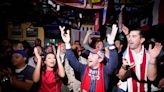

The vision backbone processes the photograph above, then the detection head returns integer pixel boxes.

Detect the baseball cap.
[91,49,104,58]
[14,50,28,58]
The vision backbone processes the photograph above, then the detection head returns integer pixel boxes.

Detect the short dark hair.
[130,29,145,38]
[114,39,124,45]
[12,40,22,46]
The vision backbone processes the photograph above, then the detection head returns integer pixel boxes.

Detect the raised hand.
[59,26,70,44]
[122,58,135,70]
[56,44,65,78]
[107,24,118,45]
[148,42,162,81]
[34,47,42,61]
[149,42,163,63]
[122,24,129,35]
[56,46,60,59]
[117,58,135,80]
[86,29,94,35]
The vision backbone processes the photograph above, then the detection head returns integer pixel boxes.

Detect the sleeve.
[104,49,118,75]
[25,66,35,80]
[65,49,86,74]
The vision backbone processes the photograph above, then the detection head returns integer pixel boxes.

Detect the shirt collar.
[15,64,27,73]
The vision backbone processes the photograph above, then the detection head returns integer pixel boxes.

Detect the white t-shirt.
[28,57,36,68]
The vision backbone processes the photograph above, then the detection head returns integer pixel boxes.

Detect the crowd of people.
[0,24,163,92]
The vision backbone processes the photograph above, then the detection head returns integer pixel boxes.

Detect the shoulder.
[18,65,35,80]
[23,65,35,73]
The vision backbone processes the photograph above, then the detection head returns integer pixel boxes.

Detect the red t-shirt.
[38,69,62,92]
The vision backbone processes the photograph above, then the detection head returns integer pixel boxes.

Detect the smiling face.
[87,52,100,68]
[95,41,104,50]
[45,53,56,68]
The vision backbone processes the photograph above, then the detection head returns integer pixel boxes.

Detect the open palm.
[149,42,163,59]
[107,24,118,44]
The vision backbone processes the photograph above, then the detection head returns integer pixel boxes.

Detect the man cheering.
[59,24,118,92]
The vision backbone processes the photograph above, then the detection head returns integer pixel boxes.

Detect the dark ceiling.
[0,0,153,21]
[0,0,160,39]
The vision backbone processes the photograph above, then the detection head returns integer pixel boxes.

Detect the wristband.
[65,43,71,49]
[109,45,115,50]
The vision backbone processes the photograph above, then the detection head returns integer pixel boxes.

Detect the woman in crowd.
[32,45,65,92]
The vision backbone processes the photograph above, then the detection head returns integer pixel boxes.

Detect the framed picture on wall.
[12,26,22,37]
[26,27,38,37]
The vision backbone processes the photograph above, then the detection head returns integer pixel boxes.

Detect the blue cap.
[14,50,28,58]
